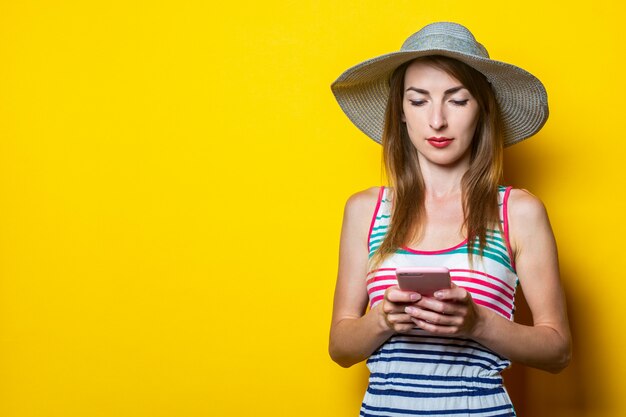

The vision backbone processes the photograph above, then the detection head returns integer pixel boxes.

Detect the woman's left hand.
[404,284,485,337]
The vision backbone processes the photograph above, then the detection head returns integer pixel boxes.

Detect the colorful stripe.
[360,186,518,416]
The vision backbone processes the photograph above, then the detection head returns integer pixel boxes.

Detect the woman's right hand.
[379,286,422,333]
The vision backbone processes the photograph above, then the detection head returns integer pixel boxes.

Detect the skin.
[329,61,572,373]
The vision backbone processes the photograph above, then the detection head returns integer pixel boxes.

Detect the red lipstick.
[427,137,453,148]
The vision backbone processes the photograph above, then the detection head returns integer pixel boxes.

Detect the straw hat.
[331,22,548,147]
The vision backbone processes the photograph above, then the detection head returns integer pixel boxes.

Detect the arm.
[490,189,572,372]
[404,189,572,373]
[329,188,421,368]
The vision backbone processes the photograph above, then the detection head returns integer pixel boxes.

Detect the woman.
[329,22,571,416]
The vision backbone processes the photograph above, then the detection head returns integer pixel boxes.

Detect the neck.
[417,155,470,199]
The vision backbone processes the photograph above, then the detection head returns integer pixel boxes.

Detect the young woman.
[329,22,571,416]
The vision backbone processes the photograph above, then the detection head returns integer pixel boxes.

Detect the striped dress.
[361,186,518,417]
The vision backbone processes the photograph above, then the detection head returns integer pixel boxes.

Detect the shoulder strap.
[500,186,516,270]
[367,187,391,257]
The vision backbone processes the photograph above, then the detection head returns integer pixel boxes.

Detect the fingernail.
[409,293,419,301]
[434,291,443,298]
[405,306,415,314]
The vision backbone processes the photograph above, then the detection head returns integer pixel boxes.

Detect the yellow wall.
[0,1,623,416]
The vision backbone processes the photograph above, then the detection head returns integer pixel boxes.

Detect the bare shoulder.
[341,186,383,241]
[344,186,381,216]
[507,189,554,255]
[507,188,549,226]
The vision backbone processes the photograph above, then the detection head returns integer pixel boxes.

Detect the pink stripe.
[502,186,516,271]
[474,298,511,320]
[450,269,515,293]
[368,284,395,295]
[367,187,385,251]
[366,274,396,285]
[401,239,468,255]
[465,287,513,311]
[452,276,514,300]
[366,267,396,278]
[370,294,384,306]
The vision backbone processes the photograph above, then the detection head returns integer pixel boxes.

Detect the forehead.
[403,60,463,90]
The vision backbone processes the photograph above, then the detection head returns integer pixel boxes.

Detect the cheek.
[461,111,480,136]
[402,109,426,131]
[466,119,479,136]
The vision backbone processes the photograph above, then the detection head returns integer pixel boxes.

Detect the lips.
[427,137,453,149]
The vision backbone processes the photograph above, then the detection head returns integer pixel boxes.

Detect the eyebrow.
[405,86,466,95]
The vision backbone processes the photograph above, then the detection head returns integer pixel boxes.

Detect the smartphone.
[395,266,451,296]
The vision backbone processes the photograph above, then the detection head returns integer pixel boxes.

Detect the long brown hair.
[372,55,504,266]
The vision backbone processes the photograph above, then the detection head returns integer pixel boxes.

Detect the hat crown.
[401,22,489,59]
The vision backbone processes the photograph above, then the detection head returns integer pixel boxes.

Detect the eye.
[450,99,469,106]
[409,99,426,107]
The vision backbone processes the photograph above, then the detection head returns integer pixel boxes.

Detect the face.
[401,60,480,168]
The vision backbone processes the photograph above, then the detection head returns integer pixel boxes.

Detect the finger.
[382,298,417,314]
[415,298,468,317]
[395,323,418,333]
[386,286,421,303]
[386,313,417,333]
[386,313,414,325]
[413,297,453,314]
[412,318,459,335]
[405,306,462,326]
[433,287,471,302]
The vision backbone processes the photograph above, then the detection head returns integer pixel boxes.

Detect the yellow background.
[0,1,623,416]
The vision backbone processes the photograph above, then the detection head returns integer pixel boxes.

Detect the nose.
[429,105,448,130]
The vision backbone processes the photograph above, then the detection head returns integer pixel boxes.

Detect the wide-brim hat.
[331,22,548,147]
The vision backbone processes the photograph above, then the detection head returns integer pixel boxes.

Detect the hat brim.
[331,49,548,147]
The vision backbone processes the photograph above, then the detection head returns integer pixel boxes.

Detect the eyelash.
[408,99,469,107]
